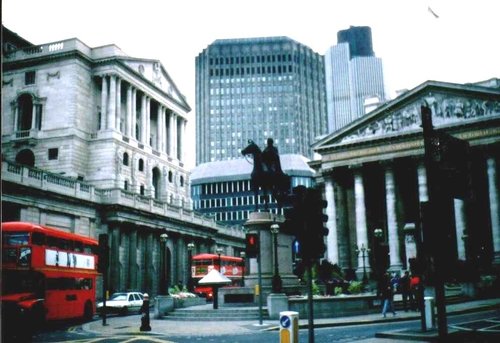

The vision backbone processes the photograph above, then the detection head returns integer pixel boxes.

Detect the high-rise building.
[325,26,386,132]
[195,37,327,165]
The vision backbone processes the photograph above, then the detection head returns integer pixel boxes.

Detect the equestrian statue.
[241,138,291,211]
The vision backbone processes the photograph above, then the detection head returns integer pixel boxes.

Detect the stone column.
[157,106,163,151]
[100,76,108,131]
[126,85,132,137]
[146,97,151,146]
[487,157,500,264]
[107,75,116,130]
[131,89,137,140]
[110,226,121,292]
[172,114,178,159]
[385,165,403,271]
[454,199,467,260]
[144,232,153,294]
[168,112,175,157]
[141,95,147,144]
[354,168,371,274]
[129,229,138,290]
[417,162,428,203]
[325,178,339,264]
[115,78,122,132]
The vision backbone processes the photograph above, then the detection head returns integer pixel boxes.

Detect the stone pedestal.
[154,295,174,318]
[243,212,300,299]
[267,293,289,319]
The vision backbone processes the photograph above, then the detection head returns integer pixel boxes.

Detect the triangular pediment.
[120,58,190,110]
[314,80,500,152]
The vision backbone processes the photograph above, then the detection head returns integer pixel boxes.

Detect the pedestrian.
[410,274,421,312]
[400,271,415,311]
[381,272,396,317]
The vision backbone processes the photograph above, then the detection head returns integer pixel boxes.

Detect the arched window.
[168,171,173,183]
[180,176,184,187]
[138,159,144,172]
[123,152,129,166]
[15,149,35,167]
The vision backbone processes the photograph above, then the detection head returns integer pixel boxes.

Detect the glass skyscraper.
[325,26,387,132]
[195,37,327,165]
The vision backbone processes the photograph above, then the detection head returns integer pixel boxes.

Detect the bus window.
[2,232,29,246]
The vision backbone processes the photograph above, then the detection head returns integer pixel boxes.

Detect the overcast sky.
[3,0,499,168]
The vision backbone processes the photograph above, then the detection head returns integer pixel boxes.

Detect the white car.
[96,291,144,315]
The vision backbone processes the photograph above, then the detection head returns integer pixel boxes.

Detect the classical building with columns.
[1,27,244,298]
[311,79,500,279]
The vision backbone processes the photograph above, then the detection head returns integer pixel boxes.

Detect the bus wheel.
[83,301,93,321]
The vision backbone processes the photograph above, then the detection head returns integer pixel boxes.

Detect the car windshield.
[109,293,127,301]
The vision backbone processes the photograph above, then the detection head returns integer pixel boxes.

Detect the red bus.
[1,222,99,330]
[191,253,244,299]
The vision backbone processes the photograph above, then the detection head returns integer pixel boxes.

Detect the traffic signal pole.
[421,105,448,339]
[257,229,263,326]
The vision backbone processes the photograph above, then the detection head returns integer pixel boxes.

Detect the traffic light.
[98,233,109,273]
[245,233,259,258]
[282,186,307,236]
[302,187,329,261]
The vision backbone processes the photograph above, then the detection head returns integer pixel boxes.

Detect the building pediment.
[314,80,500,154]
[120,58,189,109]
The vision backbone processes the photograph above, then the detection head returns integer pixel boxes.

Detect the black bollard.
[140,293,151,332]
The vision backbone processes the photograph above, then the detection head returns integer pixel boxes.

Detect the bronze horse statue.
[241,139,291,211]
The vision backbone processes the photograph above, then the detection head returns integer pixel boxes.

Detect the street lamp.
[216,247,224,272]
[270,223,282,293]
[160,233,169,294]
[240,251,246,287]
[187,242,195,292]
[356,243,370,284]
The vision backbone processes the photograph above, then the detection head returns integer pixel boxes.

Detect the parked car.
[96,291,144,315]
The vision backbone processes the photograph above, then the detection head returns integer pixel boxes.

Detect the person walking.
[400,271,415,311]
[381,272,396,317]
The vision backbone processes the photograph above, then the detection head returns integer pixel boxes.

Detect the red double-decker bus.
[191,253,244,299]
[1,222,99,331]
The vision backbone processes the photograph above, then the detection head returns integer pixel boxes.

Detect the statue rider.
[262,138,282,174]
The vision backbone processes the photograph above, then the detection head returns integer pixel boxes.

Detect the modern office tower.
[195,37,327,165]
[325,26,387,132]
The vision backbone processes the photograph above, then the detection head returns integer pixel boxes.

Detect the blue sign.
[280,315,291,329]
[293,240,300,254]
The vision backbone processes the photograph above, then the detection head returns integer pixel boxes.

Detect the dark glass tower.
[337,26,374,59]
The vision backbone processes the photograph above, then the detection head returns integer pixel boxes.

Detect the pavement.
[83,298,500,341]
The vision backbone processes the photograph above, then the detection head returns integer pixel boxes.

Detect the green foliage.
[334,286,343,296]
[347,281,364,294]
[168,284,187,295]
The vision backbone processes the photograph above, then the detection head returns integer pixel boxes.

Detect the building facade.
[195,37,327,164]
[191,154,315,225]
[1,27,244,297]
[325,26,387,132]
[311,79,500,279]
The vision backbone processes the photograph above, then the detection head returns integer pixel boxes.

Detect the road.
[24,309,500,343]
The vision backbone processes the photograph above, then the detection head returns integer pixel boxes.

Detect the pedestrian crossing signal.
[245,233,259,258]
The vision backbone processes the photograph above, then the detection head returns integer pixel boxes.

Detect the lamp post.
[240,251,246,287]
[356,243,369,284]
[160,233,169,294]
[270,223,282,293]
[187,242,195,292]
[216,247,223,272]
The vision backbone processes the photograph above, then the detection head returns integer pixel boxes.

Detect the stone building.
[311,79,500,279]
[1,26,243,297]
